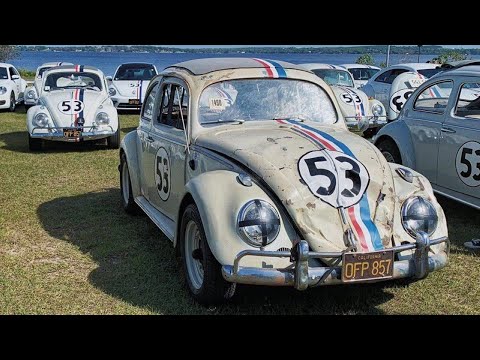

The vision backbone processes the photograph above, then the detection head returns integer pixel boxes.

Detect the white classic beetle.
[120,58,449,305]
[24,62,74,109]
[107,62,158,111]
[0,62,27,112]
[26,65,119,151]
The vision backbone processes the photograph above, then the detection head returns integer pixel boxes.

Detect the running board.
[134,196,175,241]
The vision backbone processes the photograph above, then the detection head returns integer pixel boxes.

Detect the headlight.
[33,113,49,127]
[0,86,6,95]
[95,112,110,125]
[237,199,281,247]
[372,103,383,116]
[109,87,116,96]
[401,196,438,238]
[27,90,36,99]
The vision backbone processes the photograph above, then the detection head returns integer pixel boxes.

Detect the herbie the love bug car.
[119,58,449,305]
[27,65,119,151]
[24,62,73,109]
[301,63,386,135]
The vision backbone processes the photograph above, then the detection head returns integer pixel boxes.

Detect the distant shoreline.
[16,45,480,55]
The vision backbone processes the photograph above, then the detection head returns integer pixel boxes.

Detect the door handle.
[441,127,456,134]
[146,136,155,143]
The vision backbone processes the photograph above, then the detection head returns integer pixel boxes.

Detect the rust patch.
[285,199,294,205]
[306,202,316,209]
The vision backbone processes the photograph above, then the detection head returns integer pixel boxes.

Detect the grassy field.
[1,107,479,315]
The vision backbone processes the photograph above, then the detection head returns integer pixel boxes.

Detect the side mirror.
[44,85,50,92]
[11,74,20,80]
[106,76,112,81]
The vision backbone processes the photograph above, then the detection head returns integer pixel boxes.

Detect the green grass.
[1,107,479,314]
[18,69,35,81]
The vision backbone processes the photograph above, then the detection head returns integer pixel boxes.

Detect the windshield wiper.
[207,119,245,124]
[273,115,309,122]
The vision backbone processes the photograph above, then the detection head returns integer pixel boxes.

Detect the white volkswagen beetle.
[341,64,381,88]
[0,62,27,112]
[24,62,73,109]
[107,62,158,111]
[301,63,386,135]
[119,58,449,305]
[27,65,119,151]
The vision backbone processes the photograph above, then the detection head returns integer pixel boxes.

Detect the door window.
[141,81,159,121]
[8,67,18,79]
[455,82,480,119]
[413,81,453,113]
[157,83,189,130]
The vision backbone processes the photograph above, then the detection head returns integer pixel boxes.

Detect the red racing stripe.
[348,206,368,251]
[253,58,274,77]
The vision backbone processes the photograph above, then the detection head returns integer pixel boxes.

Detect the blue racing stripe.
[431,85,441,97]
[266,59,287,78]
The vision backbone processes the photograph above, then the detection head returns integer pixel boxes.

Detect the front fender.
[184,170,298,268]
[120,130,141,198]
[374,119,416,169]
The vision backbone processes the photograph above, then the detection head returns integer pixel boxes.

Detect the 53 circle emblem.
[155,147,171,200]
[58,100,84,115]
[298,150,370,208]
[456,141,480,187]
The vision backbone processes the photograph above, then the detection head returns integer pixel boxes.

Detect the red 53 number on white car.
[298,150,370,208]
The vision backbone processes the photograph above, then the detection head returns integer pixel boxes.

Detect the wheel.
[9,92,15,112]
[377,139,401,164]
[180,204,236,305]
[107,126,120,149]
[28,134,42,151]
[119,152,138,214]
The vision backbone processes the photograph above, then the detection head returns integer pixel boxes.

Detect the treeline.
[15,45,476,55]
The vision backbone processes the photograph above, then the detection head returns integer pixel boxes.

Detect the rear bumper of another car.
[111,95,142,110]
[222,234,449,289]
[31,125,116,142]
[344,115,387,130]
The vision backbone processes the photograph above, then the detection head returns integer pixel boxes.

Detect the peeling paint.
[306,202,316,209]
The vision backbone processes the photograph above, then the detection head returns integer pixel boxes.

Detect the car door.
[8,67,21,98]
[404,79,454,183]
[437,78,480,200]
[145,78,189,220]
[136,79,159,200]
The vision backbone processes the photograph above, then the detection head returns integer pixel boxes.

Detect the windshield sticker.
[209,98,226,111]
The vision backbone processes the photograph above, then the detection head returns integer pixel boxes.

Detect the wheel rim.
[121,161,130,204]
[185,220,204,290]
[382,150,396,163]
[10,94,15,111]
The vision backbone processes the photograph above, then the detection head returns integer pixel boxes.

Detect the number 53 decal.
[298,150,370,208]
[456,141,480,187]
[155,147,171,200]
[57,100,84,115]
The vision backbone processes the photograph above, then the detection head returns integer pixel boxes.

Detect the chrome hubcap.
[185,220,204,290]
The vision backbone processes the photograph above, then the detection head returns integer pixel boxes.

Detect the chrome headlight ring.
[401,196,438,238]
[237,199,281,247]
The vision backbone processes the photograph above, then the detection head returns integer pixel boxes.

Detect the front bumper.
[24,98,38,106]
[31,125,116,142]
[222,233,449,289]
[344,115,388,130]
[111,95,142,110]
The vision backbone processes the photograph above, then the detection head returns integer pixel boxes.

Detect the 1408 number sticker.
[298,150,370,208]
[155,147,171,200]
[456,141,480,187]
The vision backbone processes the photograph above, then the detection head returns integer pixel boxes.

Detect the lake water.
[9,51,453,76]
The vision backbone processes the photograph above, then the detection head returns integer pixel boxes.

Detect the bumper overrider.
[31,125,116,142]
[222,233,449,289]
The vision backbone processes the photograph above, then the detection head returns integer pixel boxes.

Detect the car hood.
[112,80,149,99]
[195,120,396,253]
[40,89,108,127]
[330,85,372,117]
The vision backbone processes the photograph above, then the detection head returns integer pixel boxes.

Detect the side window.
[8,67,16,78]
[157,83,189,130]
[141,81,158,121]
[455,82,480,119]
[385,69,408,84]
[374,70,393,84]
[414,80,453,113]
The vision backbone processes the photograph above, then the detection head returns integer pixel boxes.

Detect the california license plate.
[129,99,140,105]
[342,250,394,282]
[63,128,82,138]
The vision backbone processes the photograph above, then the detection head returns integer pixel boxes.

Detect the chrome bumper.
[222,234,449,289]
[31,125,115,142]
[344,115,387,129]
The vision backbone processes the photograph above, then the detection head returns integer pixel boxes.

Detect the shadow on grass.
[37,188,396,314]
[121,126,137,135]
[0,131,112,154]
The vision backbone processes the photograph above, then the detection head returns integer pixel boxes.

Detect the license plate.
[342,250,394,282]
[129,99,140,105]
[63,128,82,138]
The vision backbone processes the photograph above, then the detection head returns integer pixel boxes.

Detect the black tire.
[377,139,401,164]
[107,126,120,149]
[28,134,42,151]
[9,92,15,112]
[24,104,31,113]
[180,204,236,305]
[119,152,138,214]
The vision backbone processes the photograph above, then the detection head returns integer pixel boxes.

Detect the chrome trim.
[222,236,449,288]
[31,125,115,141]
[395,167,414,183]
[432,187,480,211]
[401,197,438,238]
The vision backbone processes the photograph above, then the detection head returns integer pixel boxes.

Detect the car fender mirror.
[44,85,50,91]
[11,74,20,80]
[106,76,112,81]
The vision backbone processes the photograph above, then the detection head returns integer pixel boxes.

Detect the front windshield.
[418,68,443,78]
[44,71,103,91]
[312,69,355,87]
[37,67,52,78]
[0,67,7,79]
[348,68,379,80]
[199,79,337,125]
[114,64,156,81]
